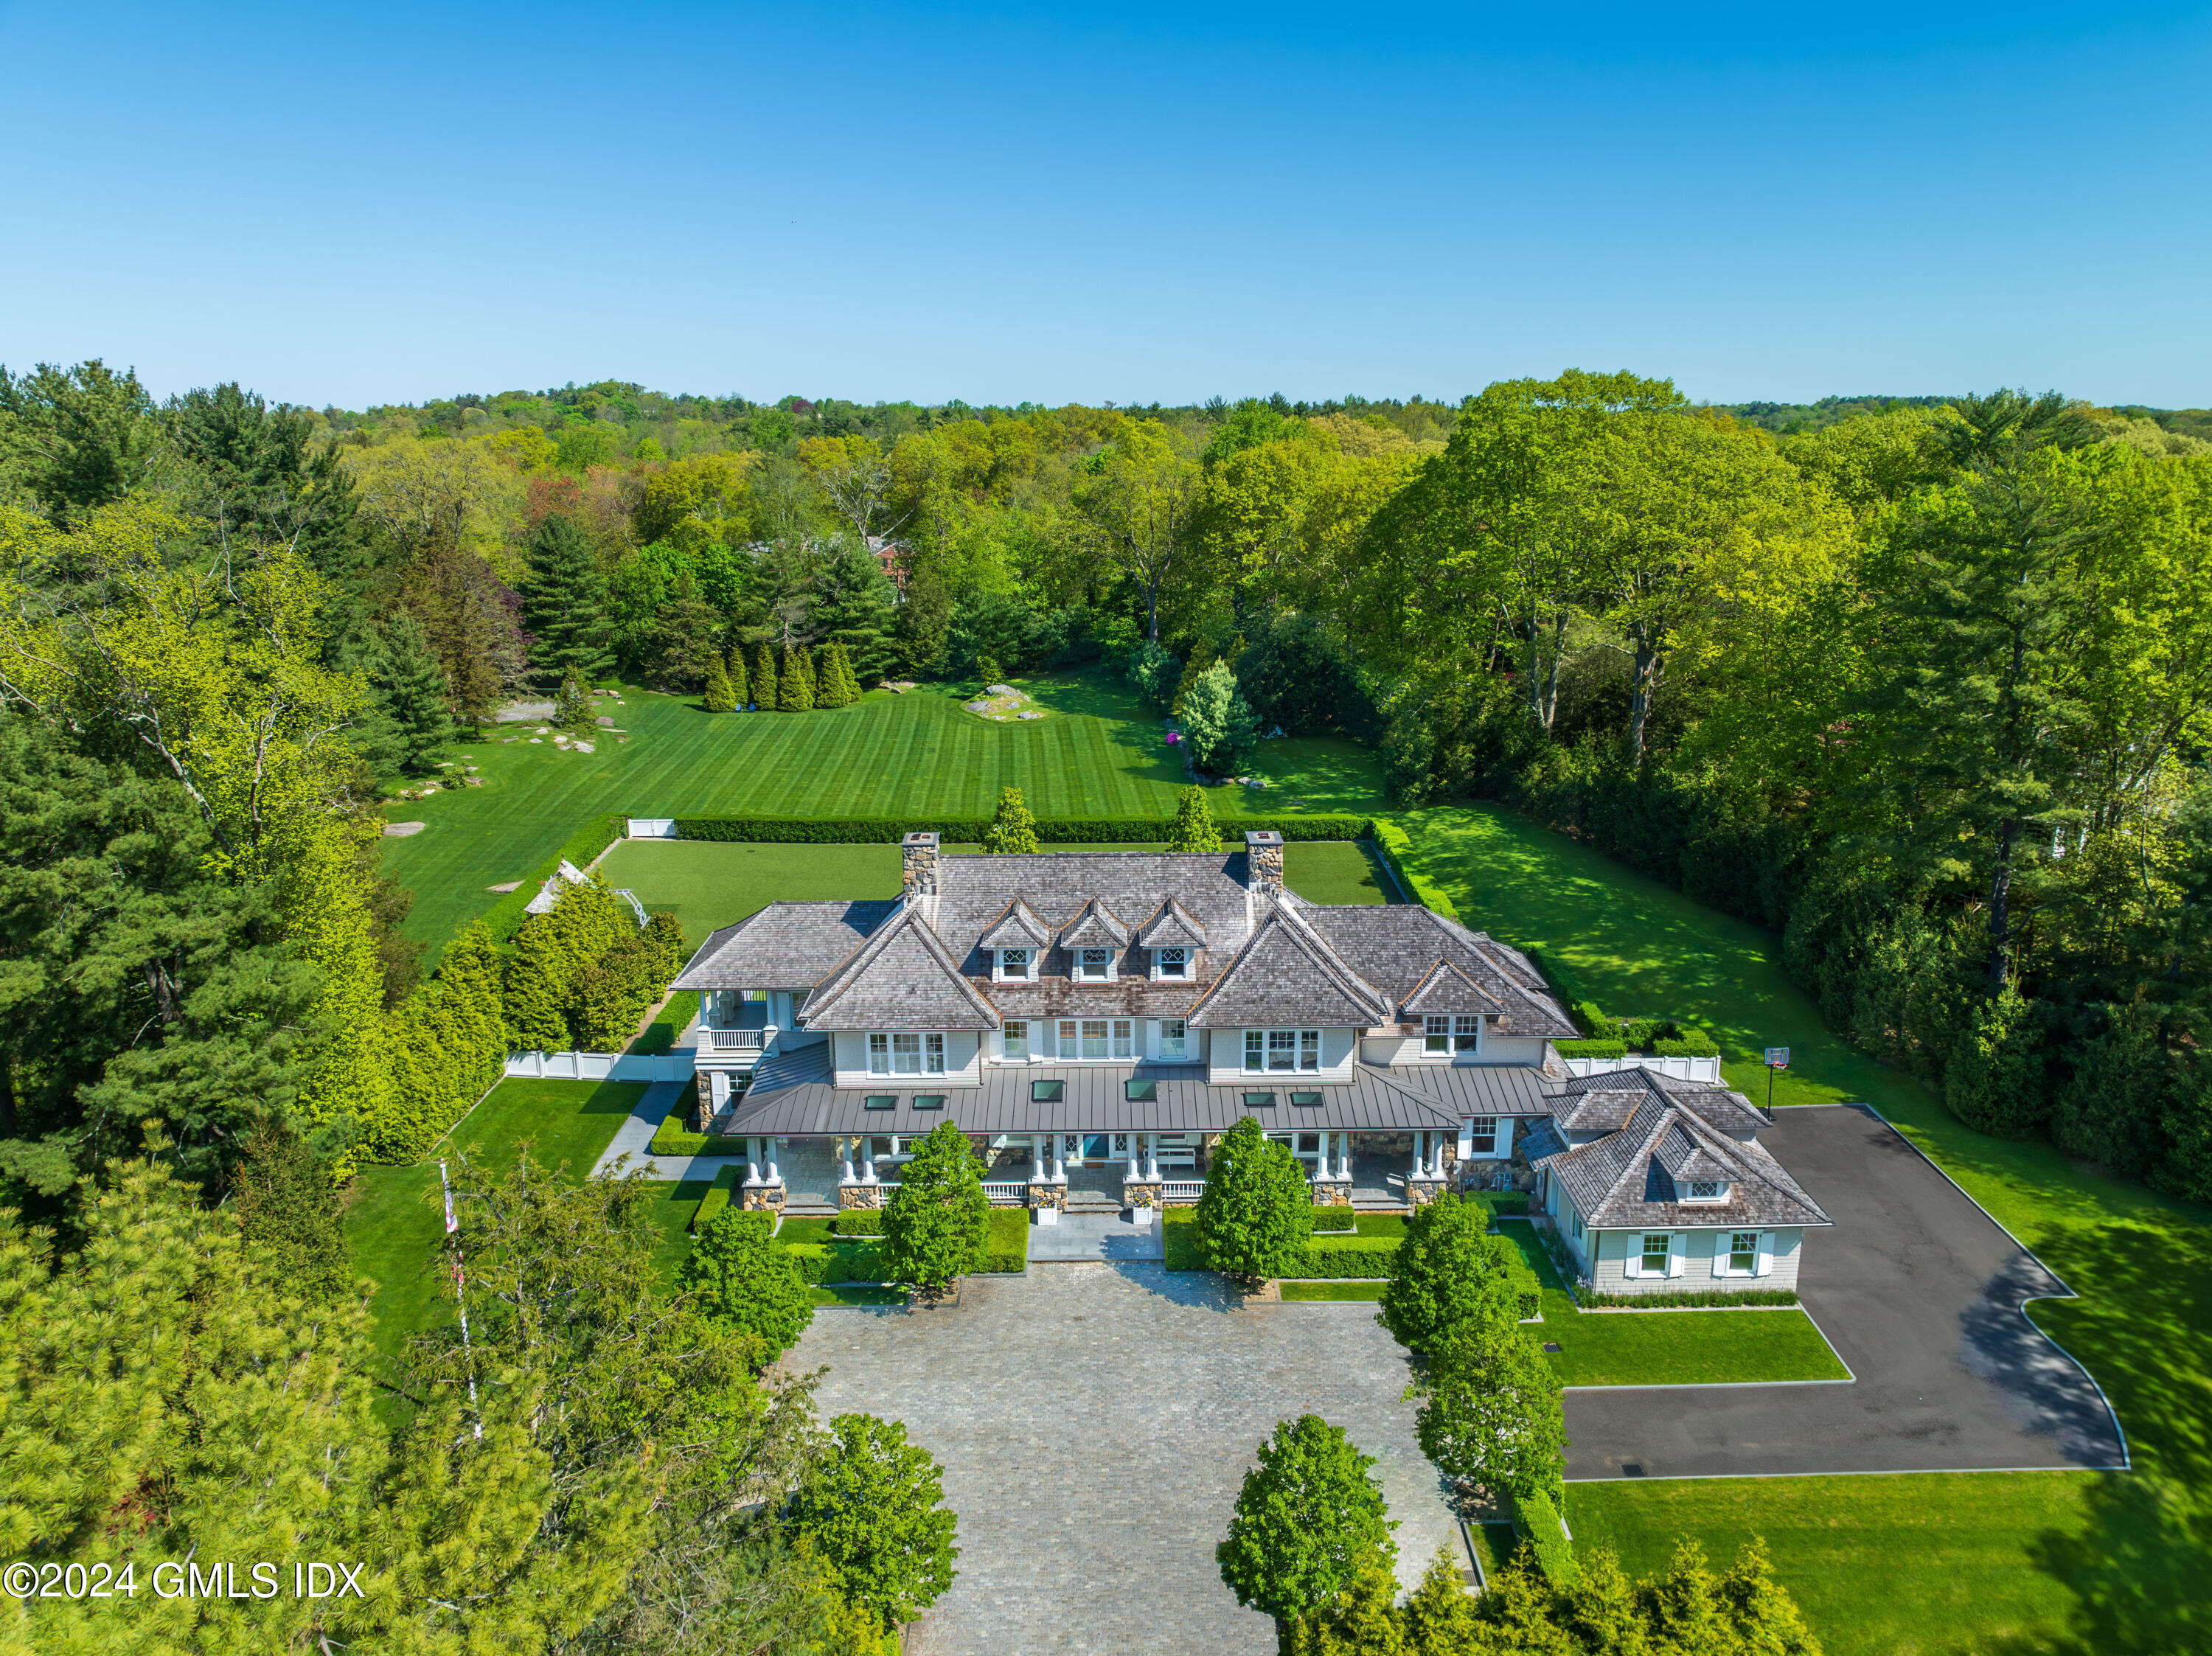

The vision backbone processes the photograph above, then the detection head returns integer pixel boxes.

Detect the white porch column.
[1127,1136,1140,1178]
[1053,1137,1067,1182]
[1430,1135,1447,1178]
[742,1136,759,1186]
[1410,1132,1426,1177]
[1146,1133,1159,1180]
[839,1135,855,1183]
[861,1138,878,1184]
[766,1141,780,1183]
[1029,1133,1045,1180]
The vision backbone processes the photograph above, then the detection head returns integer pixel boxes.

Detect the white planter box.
[1034,1206,1060,1227]
[1128,1206,1154,1228]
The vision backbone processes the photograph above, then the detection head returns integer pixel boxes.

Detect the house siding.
[1207,1026,1360,1085]
[831,1029,984,1089]
[1586,1226,1805,1295]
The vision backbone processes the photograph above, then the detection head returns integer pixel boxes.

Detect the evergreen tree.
[366,612,453,774]
[779,644,816,711]
[520,513,614,683]
[753,641,779,711]
[893,568,952,676]
[682,1208,815,1365]
[880,1119,988,1299]
[1182,661,1262,776]
[1943,982,2048,1137]
[982,784,1040,855]
[726,642,751,708]
[1170,641,1217,716]
[813,643,852,709]
[1376,1194,1528,1354]
[1167,784,1220,852]
[639,567,720,691]
[1195,1116,1312,1287]
[1217,1414,1398,1639]
[789,1414,961,1638]
[555,664,594,730]
[232,1116,352,1302]
[703,653,735,712]
[809,537,897,683]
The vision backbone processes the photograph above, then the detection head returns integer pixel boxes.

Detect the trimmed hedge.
[1278,1236,1403,1279]
[690,1163,742,1233]
[1514,1489,1578,1584]
[833,1208,886,1236]
[669,813,1371,845]
[1552,1039,1628,1060]
[1655,1026,1722,1058]
[1470,1193,1531,1218]
[484,811,627,947]
[982,1207,1029,1273]
[1308,1206,1357,1233]
[1578,1287,1799,1309]
[1369,818,1460,919]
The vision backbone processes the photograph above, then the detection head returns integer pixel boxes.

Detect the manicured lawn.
[343,1078,648,1358]
[1401,804,2212,1655]
[381,672,1387,952]
[598,835,1391,953]
[639,1177,709,1293]
[814,1284,906,1307]
[1280,1281,1388,1301]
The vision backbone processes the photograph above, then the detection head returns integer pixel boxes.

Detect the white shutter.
[1756,1231,1775,1278]
[1495,1118,1514,1160]
[1668,1233,1687,1278]
[1622,1234,1640,1279]
[1713,1231,1732,1275]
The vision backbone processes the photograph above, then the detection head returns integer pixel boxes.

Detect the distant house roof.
[524,859,591,916]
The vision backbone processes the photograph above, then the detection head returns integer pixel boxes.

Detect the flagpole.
[440,1158,483,1439]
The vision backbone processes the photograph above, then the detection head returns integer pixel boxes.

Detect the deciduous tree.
[1195,1116,1310,1287]
[1217,1413,1398,1638]
[1376,1194,1527,1353]
[880,1119,987,1298]
[682,1206,815,1363]
[789,1413,960,1638]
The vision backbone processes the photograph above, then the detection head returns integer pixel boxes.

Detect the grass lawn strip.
[381,672,1389,953]
[1401,803,2212,1656]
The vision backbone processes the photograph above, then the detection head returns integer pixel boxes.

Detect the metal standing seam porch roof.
[720,1043,1552,1139]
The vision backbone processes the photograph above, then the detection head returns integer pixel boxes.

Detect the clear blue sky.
[4,1,2208,410]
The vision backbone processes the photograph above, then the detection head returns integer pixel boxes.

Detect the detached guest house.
[670,832,1829,1287]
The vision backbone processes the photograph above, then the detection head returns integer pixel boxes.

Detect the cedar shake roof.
[798,905,1000,1031]
[1057,897,1133,949]
[975,899,1052,950]
[1545,1069,1773,1138]
[1184,899,1391,1029]
[1531,1093,1832,1230]
[1399,959,1508,1019]
[1133,897,1208,949]
[1293,902,1578,1037]
[674,900,899,991]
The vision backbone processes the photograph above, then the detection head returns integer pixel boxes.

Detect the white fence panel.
[505,1050,690,1082]
[1562,1052,1723,1085]
[626,818,679,839]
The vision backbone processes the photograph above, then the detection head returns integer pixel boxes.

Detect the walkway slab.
[1026,1213,1164,1262]
[789,1263,1458,1655]
[1564,1104,2127,1481]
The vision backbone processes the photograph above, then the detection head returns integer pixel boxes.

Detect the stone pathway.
[588,1079,745,1182]
[789,1263,1460,1655]
[1027,1212,1164,1262]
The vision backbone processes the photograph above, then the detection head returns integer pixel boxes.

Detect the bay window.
[1244,1028,1321,1072]
[866,1031,945,1075]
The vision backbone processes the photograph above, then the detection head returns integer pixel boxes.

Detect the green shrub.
[1655,1025,1722,1058]
[1369,818,1460,919]
[779,1242,832,1284]
[668,813,1372,844]
[483,811,627,946]
[1470,1193,1530,1218]
[981,1207,1029,1273]
[1517,943,1588,1008]
[1514,1487,1579,1584]
[1579,1287,1799,1309]
[833,1208,887,1236]
[1307,1206,1357,1232]
[690,1163,742,1233]
[1353,1213,1409,1237]
[630,989,698,1057]
[1572,999,1611,1037]
[1161,1208,1204,1271]
[1552,1039,1628,1060]
[820,1239,886,1284]
[649,1115,713,1158]
[1278,1236,1402,1279]
[1618,1017,1669,1050]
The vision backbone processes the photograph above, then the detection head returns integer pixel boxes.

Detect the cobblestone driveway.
[790,1263,1459,1655]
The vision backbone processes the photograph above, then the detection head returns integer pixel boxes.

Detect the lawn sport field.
[1401,804,2212,1656]
[378,671,1387,952]
[599,837,1392,949]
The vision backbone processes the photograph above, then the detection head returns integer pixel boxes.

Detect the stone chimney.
[902,831,941,897]
[1243,830,1284,893]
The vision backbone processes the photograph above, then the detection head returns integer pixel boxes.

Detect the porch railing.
[705,1029,765,1052]
[980,1182,1029,1203]
[1160,1180,1206,1203]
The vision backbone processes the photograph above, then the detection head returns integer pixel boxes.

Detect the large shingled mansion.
[671,832,1831,1294]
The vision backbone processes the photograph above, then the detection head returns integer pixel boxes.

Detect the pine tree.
[726,643,751,709]
[809,537,898,683]
[233,1116,352,1301]
[1944,983,2048,1137]
[1182,661,1262,776]
[521,513,614,683]
[703,653,735,712]
[1171,642,1217,717]
[754,641,779,711]
[1167,784,1220,852]
[813,644,848,709]
[369,612,454,774]
[982,784,1040,854]
[556,664,594,730]
[836,640,865,705]
[779,644,815,712]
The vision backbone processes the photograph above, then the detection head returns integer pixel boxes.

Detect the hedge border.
[668,813,1372,845]
[484,810,627,947]
[1514,1488,1578,1584]
[1368,819,1461,920]
[689,1163,742,1233]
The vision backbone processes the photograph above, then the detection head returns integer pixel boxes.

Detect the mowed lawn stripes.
[380,678,1376,950]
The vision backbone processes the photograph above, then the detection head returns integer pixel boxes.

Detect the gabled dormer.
[1398,959,1506,1060]
[1134,897,1208,982]
[1057,897,1130,981]
[977,898,1051,982]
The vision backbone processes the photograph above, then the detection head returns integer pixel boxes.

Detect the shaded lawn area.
[344,1079,648,1359]
[1401,804,2212,1656]
[601,836,1391,952]
[639,1177,709,1293]
[381,670,1386,953]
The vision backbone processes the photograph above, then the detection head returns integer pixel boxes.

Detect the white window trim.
[999,1020,1034,1063]
[1151,946,1192,982]
[994,948,1034,983]
[1054,1017,1135,1061]
[1243,1027,1323,1073]
[866,1030,947,1076]
[1629,1231,1686,1280]
[1681,1179,1731,1204]
[1074,947,1118,983]
[1420,1013,1484,1058]
[1155,1018,1189,1061]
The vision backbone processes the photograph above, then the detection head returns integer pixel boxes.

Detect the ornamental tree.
[681,1208,814,1365]
[702,653,735,712]
[789,1413,960,1638]
[880,1119,988,1299]
[1217,1414,1397,1637]
[1167,784,1220,852]
[725,643,751,708]
[982,784,1040,854]
[1376,1194,1527,1354]
[779,644,815,711]
[1408,1316,1568,1502]
[1180,661,1261,776]
[1195,1116,1311,1287]
[752,641,779,710]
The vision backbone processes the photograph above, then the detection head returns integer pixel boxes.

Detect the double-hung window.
[1076,947,1115,981]
[997,948,1032,981]
[1244,1029,1321,1072]
[1423,1015,1481,1054]
[1057,1018,1133,1060]
[1727,1231,1759,1276]
[1155,946,1189,981]
[1640,1233,1672,1276]
[1156,1018,1188,1060]
[868,1031,944,1075]
[1468,1116,1498,1155]
[1002,1020,1029,1061]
